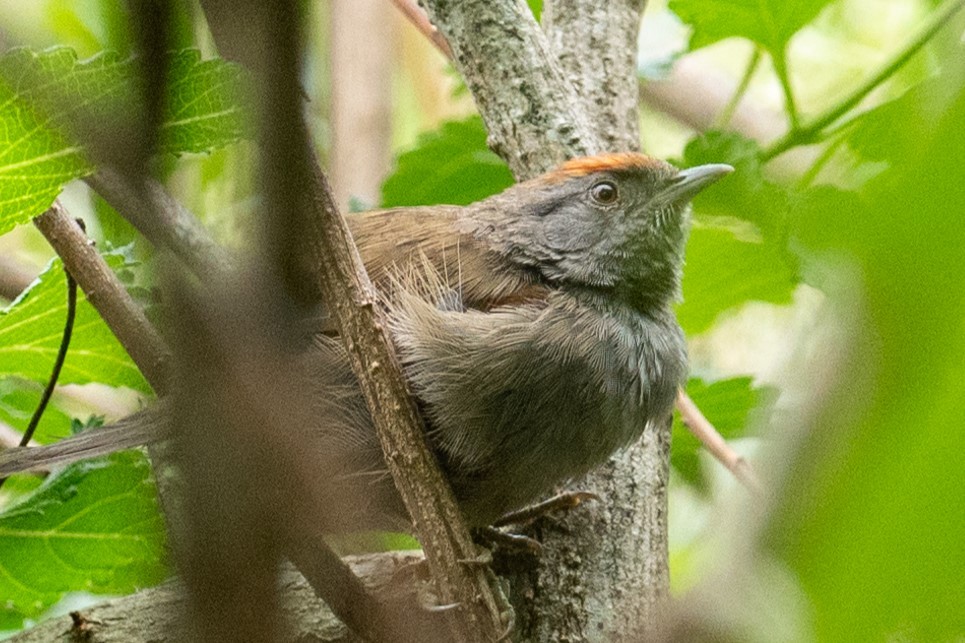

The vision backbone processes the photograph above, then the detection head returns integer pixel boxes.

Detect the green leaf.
[0,47,250,236]
[769,63,965,641]
[669,0,835,55]
[672,377,775,490]
[675,131,799,333]
[0,451,167,629]
[681,131,790,240]
[0,379,75,445]
[381,116,514,207]
[0,253,149,393]
[678,225,797,335]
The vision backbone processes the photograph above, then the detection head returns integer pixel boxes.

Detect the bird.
[0,152,732,533]
[299,152,732,530]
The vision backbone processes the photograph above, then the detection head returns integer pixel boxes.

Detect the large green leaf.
[669,0,836,54]
[381,116,514,207]
[0,47,249,235]
[0,451,167,630]
[678,225,797,335]
[0,253,149,392]
[0,379,76,445]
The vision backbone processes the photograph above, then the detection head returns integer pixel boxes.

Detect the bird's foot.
[492,490,600,528]
[474,525,543,556]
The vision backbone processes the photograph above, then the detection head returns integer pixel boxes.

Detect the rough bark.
[419,0,598,178]
[542,0,646,152]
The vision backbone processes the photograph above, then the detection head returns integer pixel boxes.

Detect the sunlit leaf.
[0,253,149,393]
[0,47,250,235]
[381,116,514,207]
[0,451,167,630]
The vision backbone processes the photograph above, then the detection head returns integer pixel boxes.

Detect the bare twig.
[388,0,453,58]
[84,170,231,280]
[676,389,763,495]
[33,202,169,394]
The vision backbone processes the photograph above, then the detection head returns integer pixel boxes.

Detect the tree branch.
[84,169,232,280]
[542,0,646,152]
[33,202,169,394]
[421,0,598,178]
[200,0,506,639]
[5,554,425,643]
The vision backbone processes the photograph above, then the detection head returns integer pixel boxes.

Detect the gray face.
[469,159,731,309]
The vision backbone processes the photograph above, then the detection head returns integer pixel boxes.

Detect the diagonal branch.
[33,201,170,394]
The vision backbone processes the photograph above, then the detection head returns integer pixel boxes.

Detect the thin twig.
[388,0,453,58]
[33,202,170,394]
[85,170,232,280]
[676,389,763,495]
[762,0,965,160]
[0,264,76,490]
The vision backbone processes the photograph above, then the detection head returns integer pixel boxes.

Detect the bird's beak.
[658,164,734,205]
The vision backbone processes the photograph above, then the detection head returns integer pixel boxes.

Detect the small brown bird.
[308,152,732,529]
[0,153,732,531]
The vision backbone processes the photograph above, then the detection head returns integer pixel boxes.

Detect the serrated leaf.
[671,377,775,490]
[670,0,835,55]
[678,225,797,335]
[0,451,167,629]
[0,254,149,393]
[381,116,514,207]
[0,47,250,235]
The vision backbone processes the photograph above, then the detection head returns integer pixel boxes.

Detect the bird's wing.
[348,207,551,311]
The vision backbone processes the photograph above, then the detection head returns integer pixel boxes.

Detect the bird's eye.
[590,181,618,205]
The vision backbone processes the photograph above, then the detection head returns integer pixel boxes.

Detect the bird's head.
[465,153,733,310]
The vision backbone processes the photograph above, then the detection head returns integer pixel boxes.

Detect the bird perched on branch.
[0,153,732,532]
[313,153,732,529]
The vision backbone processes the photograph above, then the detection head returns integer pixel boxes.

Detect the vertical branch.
[426,0,671,639]
[200,0,506,639]
[420,0,598,178]
[542,0,647,152]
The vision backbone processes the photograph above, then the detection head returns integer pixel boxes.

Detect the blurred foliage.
[769,62,965,641]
